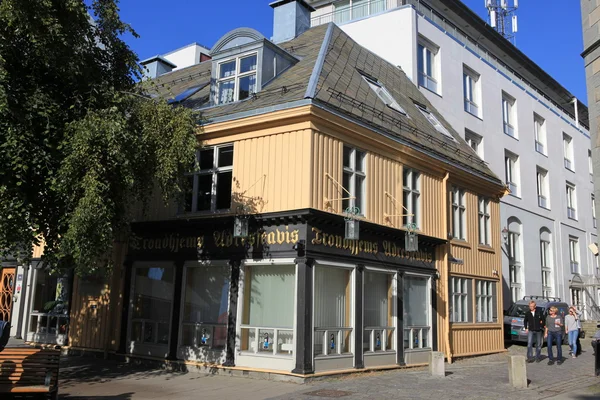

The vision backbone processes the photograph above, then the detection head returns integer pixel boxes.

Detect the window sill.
[504,132,519,141]
[465,110,483,121]
[565,167,575,173]
[451,239,471,249]
[567,216,578,222]
[478,245,495,254]
[538,205,551,211]
[419,84,442,98]
[535,150,548,158]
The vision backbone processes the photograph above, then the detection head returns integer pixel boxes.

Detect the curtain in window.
[315,267,350,328]
[403,276,428,327]
[364,271,390,327]
[182,265,230,324]
[247,265,295,328]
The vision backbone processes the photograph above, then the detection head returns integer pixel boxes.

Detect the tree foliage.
[0,0,199,275]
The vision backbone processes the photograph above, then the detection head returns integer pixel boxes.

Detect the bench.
[0,347,59,399]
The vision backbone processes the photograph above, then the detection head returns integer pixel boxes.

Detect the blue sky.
[117,0,587,104]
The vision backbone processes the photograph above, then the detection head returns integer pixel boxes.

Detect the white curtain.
[364,271,390,327]
[404,276,429,327]
[315,267,350,328]
[247,265,295,328]
[182,265,230,324]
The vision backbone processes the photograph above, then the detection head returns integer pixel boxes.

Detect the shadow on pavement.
[60,394,135,400]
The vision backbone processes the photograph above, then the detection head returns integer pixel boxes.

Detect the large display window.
[363,270,395,353]
[403,275,431,351]
[128,263,174,358]
[240,264,295,357]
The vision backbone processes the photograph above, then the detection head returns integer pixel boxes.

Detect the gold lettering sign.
[311,227,432,263]
[129,233,205,253]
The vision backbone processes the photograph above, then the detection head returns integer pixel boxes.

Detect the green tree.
[0,0,199,275]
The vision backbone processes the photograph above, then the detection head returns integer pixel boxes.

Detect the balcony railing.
[311,0,403,27]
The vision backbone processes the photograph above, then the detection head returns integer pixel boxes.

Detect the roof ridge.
[304,23,335,99]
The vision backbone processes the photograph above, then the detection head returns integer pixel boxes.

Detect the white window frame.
[403,168,421,229]
[502,92,516,138]
[563,133,574,171]
[417,38,439,94]
[569,236,580,274]
[342,145,366,215]
[589,149,594,176]
[216,53,258,104]
[361,74,406,114]
[451,187,466,240]
[504,151,519,197]
[534,114,546,155]
[536,167,549,209]
[415,103,454,140]
[450,277,471,323]
[184,145,234,213]
[566,182,577,220]
[463,66,480,117]
[478,197,491,246]
[540,234,553,297]
[508,229,522,303]
[465,129,483,159]
[475,280,494,323]
[593,194,597,229]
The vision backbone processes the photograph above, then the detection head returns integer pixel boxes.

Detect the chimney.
[270,0,315,44]
[140,55,177,79]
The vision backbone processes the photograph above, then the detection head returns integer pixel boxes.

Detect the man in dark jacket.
[524,300,545,363]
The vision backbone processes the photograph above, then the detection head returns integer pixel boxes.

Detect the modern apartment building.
[308,0,598,314]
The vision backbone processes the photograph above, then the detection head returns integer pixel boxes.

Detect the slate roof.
[147,23,503,186]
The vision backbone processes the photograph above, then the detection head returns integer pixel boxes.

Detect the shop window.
[363,271,394,353]
[180,264,230,350]
[404,275,430,350]
[475,280,495,323]
[241,264,295,356]
[450,276,471,323]
[184,145,233,213]
[314,266,352,356]
[130,265,175,347]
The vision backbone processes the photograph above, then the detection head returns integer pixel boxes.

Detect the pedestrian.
[544,306,564,365]
[523,300,545,363]
[565,306,579,359]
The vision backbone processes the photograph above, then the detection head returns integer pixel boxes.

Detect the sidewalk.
[57,340,600,400]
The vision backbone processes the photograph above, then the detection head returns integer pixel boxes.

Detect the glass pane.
[247,265,295,328]
[181,324,195,346]
[157,323,169,344]
[277,330,294,356]
[219,60,236,78]
[355,175,364,212]
[199,149,214,171]
[184,175,194,212]
[343,146,352,168]
[218,146,234,167]
[212,325,227,349]
[258,329,274,354]
[342,172,351,211]
[240,55,257,73]
[412,172,419,190]
[143,322,154,343]
[364,272,390,327]
[132,266,174,344]
[314,267,350,328]
[218,80,235,104]
[183,265,230,324]
[132,321,143,342]
[238,74,256,100]
[404,276,428,326]
[356,150,366,172]
[215,171,232,210]
[196,174,212,211]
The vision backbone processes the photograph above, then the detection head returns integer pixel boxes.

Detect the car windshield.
[507,304,544,317]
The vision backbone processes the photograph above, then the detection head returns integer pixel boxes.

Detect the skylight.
[360,73,406,115]
[167,83,208,104]
[414,102,455,141]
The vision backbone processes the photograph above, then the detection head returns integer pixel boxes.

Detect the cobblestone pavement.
[57,339,600,400]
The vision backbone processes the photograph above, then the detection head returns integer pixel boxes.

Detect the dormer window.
[359,70,405,115]
[218,54,257,104]
[414,102,454,141]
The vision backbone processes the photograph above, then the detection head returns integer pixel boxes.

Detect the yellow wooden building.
[61,5,507,376]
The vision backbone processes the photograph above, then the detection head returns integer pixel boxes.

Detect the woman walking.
[565,306,579,359]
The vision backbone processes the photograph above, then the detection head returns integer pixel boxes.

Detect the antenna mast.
[485,0,518,45]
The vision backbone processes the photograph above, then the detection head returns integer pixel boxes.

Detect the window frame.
[593,194,597,229]
[417,38,439,94]
[533,113,546,155]
[450,277,471,323]
[566,182,577,220]
[536,167,549,209]
[451,186,467,241]
[478,197,491,246]
[502,92,516,138]
[563,133,574,171]
[569,236,580,274]
[589,149,594,176]
[403,168,421,229]
[475,280,495,323]
[342,145,367,215]
[216,53,258,105]
[504,151,519,197]
[463,66,480,117]
[415,103,455,140]
[508,227,522,303]
[465,129,483,159]
[361,74,406,115]
[183,145,234,214]
[540,233,553,297]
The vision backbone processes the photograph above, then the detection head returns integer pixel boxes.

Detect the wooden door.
[0,268,15,322]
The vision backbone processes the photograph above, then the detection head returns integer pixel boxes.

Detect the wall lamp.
[501,226,509,245]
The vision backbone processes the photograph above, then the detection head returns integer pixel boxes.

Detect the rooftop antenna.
[485,0,518,45]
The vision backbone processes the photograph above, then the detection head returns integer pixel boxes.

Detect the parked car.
[504,296,569,344]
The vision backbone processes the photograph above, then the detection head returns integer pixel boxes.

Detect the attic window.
[360,73,406,115]
[414,102,455,141]
[167,83,208,104]
[217,53,257,104]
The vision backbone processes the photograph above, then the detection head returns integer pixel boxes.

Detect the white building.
[141,42,211,78]
[307,0,598,315]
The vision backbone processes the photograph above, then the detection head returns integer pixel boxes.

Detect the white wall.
[163,44,209,71]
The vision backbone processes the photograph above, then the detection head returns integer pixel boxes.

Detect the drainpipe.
[572,98,579,128]
[442,172,452,363]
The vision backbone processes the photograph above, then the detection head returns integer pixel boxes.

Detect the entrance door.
[0,268,15,322]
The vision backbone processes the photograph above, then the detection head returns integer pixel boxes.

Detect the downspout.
[442,172,452,363]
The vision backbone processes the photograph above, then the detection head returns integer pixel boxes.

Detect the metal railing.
[314,327,353,356]
[240,325,294,357]
[311,0,402,27]
[180,322,226,349]
[364,326,395,352]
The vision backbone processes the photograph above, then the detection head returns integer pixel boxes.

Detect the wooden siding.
[450,326,504,357]
[421,174,444,239]
[365,153,402,228]
[311,131,343,213]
